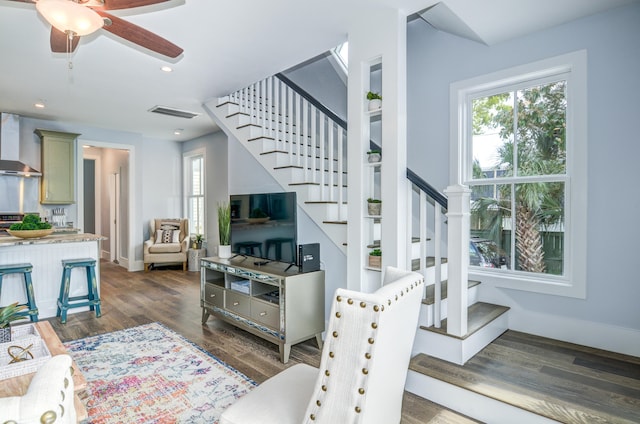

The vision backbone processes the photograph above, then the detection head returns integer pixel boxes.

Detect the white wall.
[407,3,640,351]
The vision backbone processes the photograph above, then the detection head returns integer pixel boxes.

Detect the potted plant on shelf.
[0,302,27,343]
[367,91,382,111]
[367,149,381,163]
[368,249,382,269]
[367,198,382,216]
[217,201,231,259]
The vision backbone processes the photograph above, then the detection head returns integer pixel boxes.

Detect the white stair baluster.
[328,124,335,202]
[287,86,294,164]
[319,115,326,201]
[434,200,442,328]
[310,105,317,183]
[295,94,302,167]
[337,126,344,216]
[302,99,309,181]
[269,78,283,150]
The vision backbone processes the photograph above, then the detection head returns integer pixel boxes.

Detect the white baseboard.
[405,372,558,424]
[508,310,640,357]
[131,260,145,272]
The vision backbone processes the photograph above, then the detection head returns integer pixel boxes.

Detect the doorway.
[83,155,101,236]
[79,145,130,270]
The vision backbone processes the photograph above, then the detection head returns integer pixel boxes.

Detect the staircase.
[206,75,349,253]
[204,73,515,421]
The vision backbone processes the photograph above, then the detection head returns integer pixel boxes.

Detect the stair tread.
[422,279,481,305]
[410,256,447,271]
[421,302,509,340]
[305,201,347,204]
[408,330,640,423]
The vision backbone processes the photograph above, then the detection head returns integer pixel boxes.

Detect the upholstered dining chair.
[220,266,424,424]
[0,354,76,424]
[143,218,189,271]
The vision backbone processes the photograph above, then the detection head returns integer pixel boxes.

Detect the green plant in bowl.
[0,302,27,329]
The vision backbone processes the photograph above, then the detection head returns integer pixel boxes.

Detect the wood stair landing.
[409,330,640,423]
[422,301,509,339]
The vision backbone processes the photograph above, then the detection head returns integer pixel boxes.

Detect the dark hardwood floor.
[47,260,477,424]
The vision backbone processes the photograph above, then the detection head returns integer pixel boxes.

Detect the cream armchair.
[143,218,189,272]
[220,266,424,424]
[0,354,76,424]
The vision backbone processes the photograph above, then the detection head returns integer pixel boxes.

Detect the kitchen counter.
[0,232,103,247]
[0,233,106,319]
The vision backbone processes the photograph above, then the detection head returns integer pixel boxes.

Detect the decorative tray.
[0,324,52,380]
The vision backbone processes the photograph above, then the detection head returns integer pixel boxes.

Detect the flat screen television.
[229,191,297,264]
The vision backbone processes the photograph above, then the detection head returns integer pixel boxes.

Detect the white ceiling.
[0,0,635,141]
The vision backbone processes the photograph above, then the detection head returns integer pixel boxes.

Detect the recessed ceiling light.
[34,101,46,108]
[174,129,183,135]
[161,66,173,72]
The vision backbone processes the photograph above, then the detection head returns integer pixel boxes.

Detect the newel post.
[443,184,470,337]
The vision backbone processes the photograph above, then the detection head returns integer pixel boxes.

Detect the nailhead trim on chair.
[40,411,56,424]
[306,276,424,423]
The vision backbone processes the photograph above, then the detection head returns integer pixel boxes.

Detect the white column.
[346,7,408,291]
[443,184,471,337]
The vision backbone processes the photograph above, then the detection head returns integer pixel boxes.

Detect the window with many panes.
[184,149,205,237]
[451,51,587,298]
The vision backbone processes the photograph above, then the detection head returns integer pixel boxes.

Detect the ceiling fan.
[8,0,183,58]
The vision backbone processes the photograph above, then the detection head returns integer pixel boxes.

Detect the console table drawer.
[204,283,224,308]
[226,291,250,316]
[250,299,280,330]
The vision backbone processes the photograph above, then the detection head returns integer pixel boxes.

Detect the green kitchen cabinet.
[35,129,79,204]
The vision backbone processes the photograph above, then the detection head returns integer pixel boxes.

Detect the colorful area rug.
[64,322,255,423]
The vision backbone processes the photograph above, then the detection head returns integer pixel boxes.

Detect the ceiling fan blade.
[50,28,80,53]
[96,10,183,58]
[100,0,170,11]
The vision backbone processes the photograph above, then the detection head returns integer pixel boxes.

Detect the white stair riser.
[411,312,509,365]
[304,203,348,222]
[275,167,347,185]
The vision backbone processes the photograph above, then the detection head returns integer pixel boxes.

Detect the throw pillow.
[155,229,180,244]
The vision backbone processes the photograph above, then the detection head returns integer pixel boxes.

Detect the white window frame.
[450,50,587,298]
[183,148,206,238]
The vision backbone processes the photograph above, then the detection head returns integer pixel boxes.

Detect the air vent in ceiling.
[148,105,200,119]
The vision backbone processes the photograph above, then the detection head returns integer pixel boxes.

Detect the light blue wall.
[407,3,640,330]
[182,131,228,251]
[283,54,348,121]
[15,116,183,265]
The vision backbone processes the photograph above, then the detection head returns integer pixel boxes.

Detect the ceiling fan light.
[37,0,104,36]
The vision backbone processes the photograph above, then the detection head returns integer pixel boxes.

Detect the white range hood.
[0,113,41,177]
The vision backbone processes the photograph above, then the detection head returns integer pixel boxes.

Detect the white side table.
[188,248,206,272]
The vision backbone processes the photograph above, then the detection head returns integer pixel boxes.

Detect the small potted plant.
[368,249,382,269]
[367,198,382,216]
[366,91,382,111]
[0,302,27,343]
[217,201,231,258]
[367,149,381,163]
[192,234,204,249]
